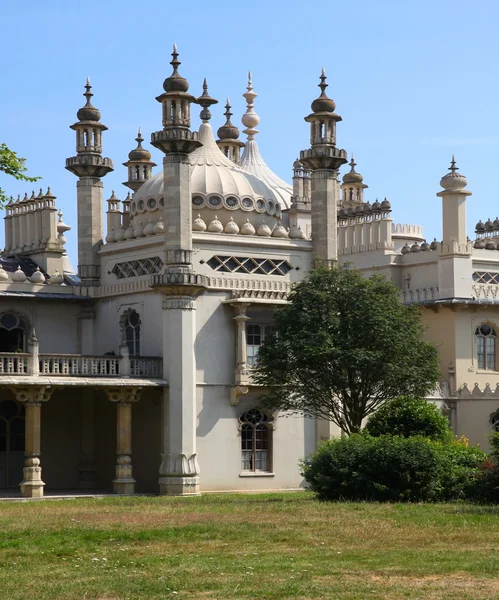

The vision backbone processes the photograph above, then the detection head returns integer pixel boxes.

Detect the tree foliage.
[0,143,41,205]
[254,265,440,434]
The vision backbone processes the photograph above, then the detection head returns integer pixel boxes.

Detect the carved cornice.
[10,385,53,404]
[162,297,196,310]
[105,387,143,403]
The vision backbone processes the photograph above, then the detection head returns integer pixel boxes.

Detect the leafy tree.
[364,396,452,442]
[254,265,440,434]
[0,143,41,205]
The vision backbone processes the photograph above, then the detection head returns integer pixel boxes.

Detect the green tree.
[254,265,440,435]
[0,143,41,205]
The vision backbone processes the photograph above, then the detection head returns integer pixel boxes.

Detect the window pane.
[486,337,496,370]
[255,450,268,471]
[477,336,485,369]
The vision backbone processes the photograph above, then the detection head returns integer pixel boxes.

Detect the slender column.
[232,302,250,384]
[105,387,142,495]
[310,168,339,266]
[11,386,53,498]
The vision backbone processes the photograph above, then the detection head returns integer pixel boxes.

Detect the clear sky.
[1,0,499,265]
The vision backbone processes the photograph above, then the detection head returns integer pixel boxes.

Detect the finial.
[349,154,357,171]
[449,155,458,172]
[319,68,328,96]
[171,43,180,74]
[83,77,93,104]
[197,78,218,123]
[225,98,232,119]
[136,128,144,146]
[242,71,260,140]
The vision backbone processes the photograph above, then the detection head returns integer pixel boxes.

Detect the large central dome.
[130,123,290,230]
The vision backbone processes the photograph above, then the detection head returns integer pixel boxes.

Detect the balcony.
[0,353,163,379]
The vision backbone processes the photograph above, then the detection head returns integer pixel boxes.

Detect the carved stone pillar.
[232,302,251,384]
[11,386,53,498]
[105,387,142,495]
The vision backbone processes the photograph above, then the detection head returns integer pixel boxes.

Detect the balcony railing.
[0,353,163,379]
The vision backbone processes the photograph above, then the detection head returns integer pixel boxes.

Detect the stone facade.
[1,47,499,498]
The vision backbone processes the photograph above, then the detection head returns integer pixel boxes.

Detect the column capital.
[230,301,251,317]
[105,387,143,404]
[159,452,200,494]
[10,385,53,404]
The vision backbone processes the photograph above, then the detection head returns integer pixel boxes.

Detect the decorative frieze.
[162,297,196,310]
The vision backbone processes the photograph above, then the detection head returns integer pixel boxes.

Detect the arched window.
[124,310,141,356]
[476,323,497,370]
[490,410,499,431]
[239,409,274,473]
[0,399,25,488]
[0,313,26,353]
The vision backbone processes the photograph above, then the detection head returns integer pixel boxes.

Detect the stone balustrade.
[0,353,162,379]
[401,286,439,303]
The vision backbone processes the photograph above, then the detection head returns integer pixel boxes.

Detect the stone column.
[11,386,53,498]
[232,302,250,384]
[309,168,340,266]
[105,387,142,495]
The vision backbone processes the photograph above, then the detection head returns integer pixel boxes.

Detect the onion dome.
[293,158,303,170]
[208,216,223,233]
[440,156,468,191]
[338,207,348,219]
[380,198,391,211]
[289,225,305,239]
[0,265,9,282]
[77,78,101,122]
[193,214,207,232]
[50,269,64,285]
[401,243,411,254]
[372,199,381,212]
[411,242,421,253]
[124,226,135,240]
[364,201,372,214]
[476,220,485,233]
[342,155,364,184]
[143,220,155,236]
[347,206,355,217]
[105,229,116,243]
[114,227,126,241]
[163,44,189,93]
[224,217,240,234]
[474,238,486,249]
[485,218,493,231]
[257,221,272,237]
[272,222,288,238]
[421,241,431,251]
[153,219,164,235]
[30,267,46,284]
[311,68,336,113]
[493,217,499,230]
[12,265,27,282]
[486,240,497,250]
[240,219,256,235]
[217,98,240,140]
[355,204,364,215]
[128,129,152,161]
[430,238,438,250]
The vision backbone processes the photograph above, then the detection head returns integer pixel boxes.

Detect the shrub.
[475,432,499,503]
[364,396,452,442]
[433,439,486,501]
[302,434,440,502]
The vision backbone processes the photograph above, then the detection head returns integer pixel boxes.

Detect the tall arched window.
[239,409,274,473]
[124,310,141,356]
[476,323,497,370]
[490,410,499,432]
[0,313,26,353]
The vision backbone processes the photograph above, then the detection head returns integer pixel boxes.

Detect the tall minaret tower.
[300,69,348,266]
[150,46,207,497]
[66,79,113,285]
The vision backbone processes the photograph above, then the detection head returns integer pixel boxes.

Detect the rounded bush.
[433,441,486,501]
[364,396,452,442]
[302,434,440,502]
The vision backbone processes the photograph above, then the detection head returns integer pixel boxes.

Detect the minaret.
[66,78,113,285]
[216,98,244,164]
[341,154,368,208]
[436,157,473,299]
[123,128,156,192]
[150,46,207,497]
[299,69,348,266]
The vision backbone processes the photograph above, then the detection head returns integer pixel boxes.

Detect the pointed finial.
[197,78,218,123]
[449,155,458,172]
[171,43,180,73]
[84,78,93,103]
[319,68,328,96]
[163,44,189,93]
[136,128,144,145]
[224,98,232,120]
[311,68,336,113]
[242,71,260,140]
[349,154,357,171]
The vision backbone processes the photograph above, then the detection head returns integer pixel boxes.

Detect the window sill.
[239,472,275,478]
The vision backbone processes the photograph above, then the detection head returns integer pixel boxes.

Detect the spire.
[449,155,458,173]
[197,78,218,123]
[311,68,336,113]
[162,43,189,93]
[123,128,156,191]
[217,97,240,140]
[77,78,101,122]
[242,71,260,140]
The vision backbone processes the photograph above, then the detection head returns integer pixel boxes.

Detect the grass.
[0,493,498,599]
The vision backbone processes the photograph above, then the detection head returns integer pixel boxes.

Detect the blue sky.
[1,0,499,264]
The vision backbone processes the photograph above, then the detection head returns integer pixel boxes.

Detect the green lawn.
[0,493,498,599]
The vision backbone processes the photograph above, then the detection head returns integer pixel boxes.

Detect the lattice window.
[473,272,499,284]
[239,409,273,473]
[476,323,497,371]
[206,256,292,276]
[111,257,164,279]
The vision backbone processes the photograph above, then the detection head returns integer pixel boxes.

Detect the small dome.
[355,204,364,215]
[224,217,240,234]
[128,130,152,161]
[411,242,421,253]
[347,206,355,217]
[289,225,305,240]
[381,198,391,210]
[372,200,381,212]
[0,265,9,282]
[124,226,135,240]
[474,238,486,249]
[50,269,64,285]
[486,240,497,250]
[30,267,46,284]
[12,266,27,283]
[115,227,126,241]
[105,230,116,243]
[421,241,431,251]
[338,208,348,219]
[133,222,144,238]
[364,202,372,214]
[440,156,467,191]
[272,223,288,238]
[430,238,438,251]
[208,216,223,233]
[342,156,364,184]
[401,243,411,254]
[77,79,101,122]
[240,219,256,235]
[293,158,303,170]
[485,218,493,231]
[257,222,272,237]
[217,98,240,140]
[153,219,164,235]
[493,218,499,229]
[192,214,207,232]
[311,69,336,113]
[163,45,189,93]
[476,220,485,232]
[143,221,155,237]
